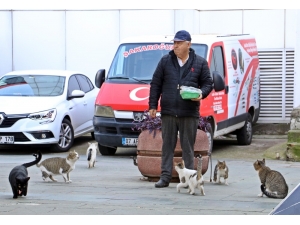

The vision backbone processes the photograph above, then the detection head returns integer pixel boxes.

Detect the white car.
[0,70,98,152]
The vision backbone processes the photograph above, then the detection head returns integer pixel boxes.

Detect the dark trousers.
[160,114,198,182]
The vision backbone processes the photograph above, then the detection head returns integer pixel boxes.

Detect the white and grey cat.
[174,159,197,193]
[86,142,97,168]
[36,150,79,183]
[188,154,205,195]
[213,160,229,185]
[253,158,288,199]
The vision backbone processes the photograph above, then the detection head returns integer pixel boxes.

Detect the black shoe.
[155,179,169,188]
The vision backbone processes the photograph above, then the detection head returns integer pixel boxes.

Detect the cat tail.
[22,151,42,168]
[87,149,92,161]
[196,154,202,180]
[260,184,287,199]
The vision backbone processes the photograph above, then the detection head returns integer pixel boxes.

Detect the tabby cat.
[213,160,229,185]
[188,154,205,195]
[253,158,288,199]
[8,151,42,199]
[174,159,197,193]
[36,150,79,183]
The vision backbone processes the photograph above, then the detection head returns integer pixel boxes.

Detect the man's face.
[173,41,191,59]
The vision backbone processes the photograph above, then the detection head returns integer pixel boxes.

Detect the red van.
[93,34,260,155]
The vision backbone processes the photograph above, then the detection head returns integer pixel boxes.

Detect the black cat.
[8,151,42,199]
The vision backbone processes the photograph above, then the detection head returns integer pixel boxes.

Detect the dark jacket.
[149,48,213,117]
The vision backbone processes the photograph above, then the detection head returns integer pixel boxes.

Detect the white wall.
[199,10,243,34]
[12,11,66,70]
[175,10,200,34]
[1,9,298,78]
[198,9,297,49]
[119,10,175,41]
[244,10,285,48]
[285,9,298,48]
[65,10,120,80]
[0,11,12,75]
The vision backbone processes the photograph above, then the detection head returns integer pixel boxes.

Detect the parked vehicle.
[0,70,97,152]
[93,34,260,155]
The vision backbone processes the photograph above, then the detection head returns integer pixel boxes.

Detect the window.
[210,46,225,78]
[76,74,93,93]
[108,43,207,80]
[68,75,81,95]
[0,75,65,96]
[192,44,208,59]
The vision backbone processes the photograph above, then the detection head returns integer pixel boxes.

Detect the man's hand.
[191,93,202,101]
[149,109,157,118]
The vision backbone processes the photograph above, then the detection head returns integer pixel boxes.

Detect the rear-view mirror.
[95,69,105,88]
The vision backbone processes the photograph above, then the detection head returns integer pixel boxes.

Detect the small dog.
[86,142,98,168]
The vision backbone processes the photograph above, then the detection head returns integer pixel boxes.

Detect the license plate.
[0,136,14,144]
[122,138,138,146]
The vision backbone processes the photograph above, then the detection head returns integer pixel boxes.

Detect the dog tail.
[23,151,42,168]
[87,149,92,161]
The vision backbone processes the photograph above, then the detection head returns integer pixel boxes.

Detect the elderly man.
[148,30,213,188]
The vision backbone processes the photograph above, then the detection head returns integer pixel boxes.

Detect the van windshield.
[107,43,208,83]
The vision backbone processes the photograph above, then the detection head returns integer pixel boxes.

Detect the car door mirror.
[95,69,105,88]
[68,90,85,100]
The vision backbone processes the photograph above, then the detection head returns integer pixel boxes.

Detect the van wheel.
[236,113,253,145]
[51,118,74,152]
[98,143,117,155]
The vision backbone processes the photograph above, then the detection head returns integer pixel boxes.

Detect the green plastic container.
[180,92,200,99]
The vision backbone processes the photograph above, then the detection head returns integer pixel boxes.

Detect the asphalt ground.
[0,134,299,219]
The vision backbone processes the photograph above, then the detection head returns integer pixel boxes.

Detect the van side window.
[210,46,225,79]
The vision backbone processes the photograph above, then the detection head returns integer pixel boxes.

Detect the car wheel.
[51,118,74,152]
[98,143,117,155]
[236,113,253,145]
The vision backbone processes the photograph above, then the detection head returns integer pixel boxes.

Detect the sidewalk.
[0,135,299,215]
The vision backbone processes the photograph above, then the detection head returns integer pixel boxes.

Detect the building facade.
[0,9,299,123]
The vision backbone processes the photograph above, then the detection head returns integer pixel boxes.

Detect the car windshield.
[0,75,65,96]
[107,43,208,82]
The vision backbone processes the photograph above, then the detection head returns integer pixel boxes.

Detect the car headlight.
[94,105,115,117]
[28,109,57,124]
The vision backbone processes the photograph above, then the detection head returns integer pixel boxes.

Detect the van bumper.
[93,116,140,148]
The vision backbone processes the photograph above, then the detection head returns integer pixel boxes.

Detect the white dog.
[86,142,98,168]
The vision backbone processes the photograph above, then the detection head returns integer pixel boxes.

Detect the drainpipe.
[285,10,300,162]
[294,9,300,108]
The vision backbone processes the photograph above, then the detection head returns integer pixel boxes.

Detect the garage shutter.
[257,49,294,123]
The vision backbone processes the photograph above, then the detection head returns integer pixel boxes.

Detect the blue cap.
[171,30,191,41]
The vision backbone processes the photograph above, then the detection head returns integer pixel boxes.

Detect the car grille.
[0,132,30,142]
[0,117,24,128]
[120,127,140,135]
[0,113,28,128]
